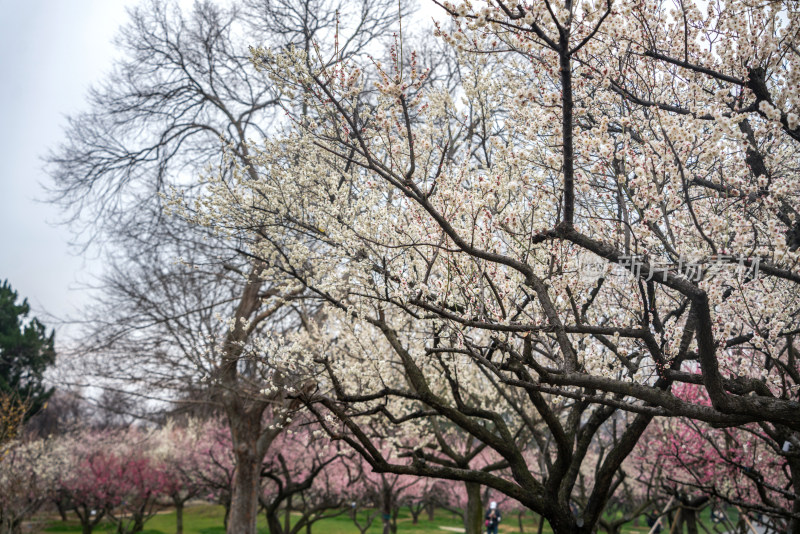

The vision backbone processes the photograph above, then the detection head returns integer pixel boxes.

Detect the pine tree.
[0,280,56,418]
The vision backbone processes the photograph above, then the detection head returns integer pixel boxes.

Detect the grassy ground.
[33,503,724,533]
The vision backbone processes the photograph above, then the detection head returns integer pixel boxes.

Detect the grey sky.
[0,0,137,340]
[0,0,441,348]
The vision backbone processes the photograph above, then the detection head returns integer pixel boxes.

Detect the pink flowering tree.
[185,418,236,527]
[258,423,354,534]
[634,384,793,532]
[406,476,443,524]
[403,428,517,534]
[357,464,419,534]
[53,429,169,534]
[56,433,124,534]
[103,450,168,534]
[327,433,422,534]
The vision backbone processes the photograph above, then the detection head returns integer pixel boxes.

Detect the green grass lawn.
[34,503,726,534]
[36,504,472,534]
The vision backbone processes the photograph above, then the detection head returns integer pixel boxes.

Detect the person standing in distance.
[485,501,501,534]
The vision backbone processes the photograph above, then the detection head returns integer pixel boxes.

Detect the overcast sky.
[0,0,440,350]
[0,0,142,342]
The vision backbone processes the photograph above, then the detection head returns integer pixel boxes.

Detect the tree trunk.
[228,438,261,534]
[0,518,22,534]
[226,388,272,534]
[266,508,283,534]
[546,509,586,534]
[174,498,184,534]
[426,502,435,521]
[685,509,698,534]
[56,498,69,521]
[669,509,682,534]
[223,268,268,534]
[464,482,483,534]
[381,481,393,534]
[75,507,103,534]
[409,504,421,525]
[284,494,293,534]
[790,456,800,534]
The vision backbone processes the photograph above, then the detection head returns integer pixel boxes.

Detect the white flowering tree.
[151,420,211,534]
[48,1,409,533]
[188,0,800,531]
[0,438,59,534]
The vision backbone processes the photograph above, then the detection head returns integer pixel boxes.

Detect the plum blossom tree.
[48,1,409,532]
[634,385,794,532]
[104,453,168,534]
[0,438,59,534]
[351,449,419,534]
[54,434,118,534]
[54,429,169,534]
[152,421,210,534]
[258,423,353,534]
[187,0,800,532]
[182,417,237,527]
[338,459,412,534]
[394,427,516,534]
[405,476,443,524]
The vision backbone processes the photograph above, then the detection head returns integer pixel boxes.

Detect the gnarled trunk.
[547,514,578,534]
[56,497,69,522]
[223,269,268,534]
[227,412,262,534]
[409,501,424,524]
[228,447,260,534]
